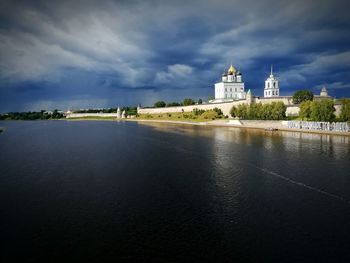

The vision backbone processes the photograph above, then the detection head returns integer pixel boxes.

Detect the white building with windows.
[213,64,246,102]
[264,66,279,97]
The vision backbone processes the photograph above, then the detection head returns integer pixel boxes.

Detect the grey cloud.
[0,0,349,110]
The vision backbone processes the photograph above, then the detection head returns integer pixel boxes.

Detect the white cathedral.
[214,64,246,102]
[213,64,280,102]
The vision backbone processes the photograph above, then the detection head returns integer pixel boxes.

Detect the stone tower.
[246,89,253,105]
[320,86,328,97]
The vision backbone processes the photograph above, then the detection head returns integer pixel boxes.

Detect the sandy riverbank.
[127,119,350,136]
[61,117,350,136]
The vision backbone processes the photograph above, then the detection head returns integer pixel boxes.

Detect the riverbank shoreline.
[2,118,349,136]
[127,119,350,136]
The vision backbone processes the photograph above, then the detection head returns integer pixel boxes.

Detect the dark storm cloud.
[0,0,349,111]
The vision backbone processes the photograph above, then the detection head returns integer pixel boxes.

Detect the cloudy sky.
[0,0,349,111]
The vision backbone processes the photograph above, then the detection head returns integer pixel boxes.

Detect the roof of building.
[228,64,236,74]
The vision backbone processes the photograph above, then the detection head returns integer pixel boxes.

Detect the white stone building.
[264,66,279,97]
[213,64,246,102]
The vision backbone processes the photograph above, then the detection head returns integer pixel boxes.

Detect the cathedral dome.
[228,64,236,74]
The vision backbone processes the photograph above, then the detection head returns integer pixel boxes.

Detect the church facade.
[213,65,246,102]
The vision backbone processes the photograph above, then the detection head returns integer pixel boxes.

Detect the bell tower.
[264,65,279,97]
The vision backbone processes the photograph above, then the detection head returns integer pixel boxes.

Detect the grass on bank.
[136,108,227,122]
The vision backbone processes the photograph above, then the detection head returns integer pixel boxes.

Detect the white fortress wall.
[286,106,300,116]
[138,98,342,117]
[138,96,297,117]
[66,113,119,118]
[138,100,246,116]
[255,96,293,105]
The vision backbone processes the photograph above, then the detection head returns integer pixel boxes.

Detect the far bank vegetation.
[230,102,286,120]
[300,98,350,122]
[154,98,203,108]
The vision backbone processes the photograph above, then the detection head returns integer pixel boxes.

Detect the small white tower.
[246,89,253,105]
[116,107,121,118]
[264,65,279,97]
[320,86,328,97]
[137,104,141,114]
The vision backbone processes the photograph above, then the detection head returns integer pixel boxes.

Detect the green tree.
[236,104,248,119]
[213,107,223,116]
[154,101,166,108]
[271,102,286,120]
[259,104,271,120]
[339,98,350,121]
[230,106,237,118]
[299,100,313,120]
[123,107,137,115]
[167,102,181,107]
[183,98,195,106]
[292,90,314,104]
[310,100,335,121]
[52,109,63,119]
[248,103,259,119]
[198,98,203,104]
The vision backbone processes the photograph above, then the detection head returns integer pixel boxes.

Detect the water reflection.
[138,122,350,160]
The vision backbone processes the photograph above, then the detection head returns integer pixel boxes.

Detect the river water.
[0,121,349,262]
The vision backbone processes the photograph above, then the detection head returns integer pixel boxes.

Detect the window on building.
[230,88,232,92]
[273,91,275,95]
[273,82,276,88]
[235,88,237,92]
[268,83,270,88]
[225,88,227,92]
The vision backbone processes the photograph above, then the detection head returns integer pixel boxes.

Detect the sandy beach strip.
[128,119,350,136]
